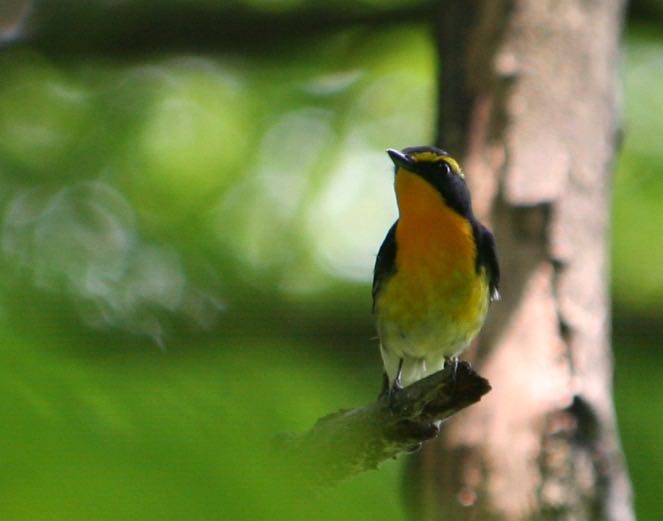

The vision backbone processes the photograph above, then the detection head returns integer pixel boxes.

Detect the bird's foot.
[444,356,460,387]
[379,359,406,411]
[387,379,404,410]
[387,358,405,411]
[378,372,404,403]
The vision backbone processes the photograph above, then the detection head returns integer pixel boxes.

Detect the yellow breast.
[376,170,488,357]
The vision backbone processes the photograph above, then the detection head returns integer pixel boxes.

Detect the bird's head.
[387,146,471,217]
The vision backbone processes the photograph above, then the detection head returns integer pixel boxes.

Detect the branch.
[12,3,435,57]
[276,361,490,487]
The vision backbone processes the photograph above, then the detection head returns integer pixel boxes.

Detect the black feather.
[372,221,398,312]
[474,223,500,301]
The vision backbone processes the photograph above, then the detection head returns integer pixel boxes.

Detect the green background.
[0,3,661,520]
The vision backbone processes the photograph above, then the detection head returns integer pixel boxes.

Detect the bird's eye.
[438,161,451,175]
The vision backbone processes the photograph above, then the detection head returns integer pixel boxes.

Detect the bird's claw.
[444,356,460,391]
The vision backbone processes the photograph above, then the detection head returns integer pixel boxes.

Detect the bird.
[372,146,499,393]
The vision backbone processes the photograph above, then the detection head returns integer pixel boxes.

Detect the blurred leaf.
[612,26,663,311]
[0,53,94,178]
[0,320,404,521]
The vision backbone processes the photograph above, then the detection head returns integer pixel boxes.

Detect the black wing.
[475,223,500,301]
[372,221,398,312]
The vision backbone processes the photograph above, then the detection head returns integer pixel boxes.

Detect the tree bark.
[406,1,634,520]
[276,361,490,488]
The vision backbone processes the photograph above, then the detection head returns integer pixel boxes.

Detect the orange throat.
[394,170,475,273]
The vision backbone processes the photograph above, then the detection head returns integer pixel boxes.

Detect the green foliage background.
[0,4,661,520]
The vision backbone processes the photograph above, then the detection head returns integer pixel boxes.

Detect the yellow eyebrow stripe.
[441,155,462,175]
[408,151,464,177]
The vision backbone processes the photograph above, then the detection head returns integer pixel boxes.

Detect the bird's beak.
[387,148,414,170]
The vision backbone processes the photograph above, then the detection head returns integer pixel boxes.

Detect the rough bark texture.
[277,361,490,488]
[406,1,634,520]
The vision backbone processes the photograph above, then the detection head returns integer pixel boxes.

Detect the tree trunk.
[406,1,634,520]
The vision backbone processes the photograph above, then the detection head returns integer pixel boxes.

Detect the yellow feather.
[375,169,488,385]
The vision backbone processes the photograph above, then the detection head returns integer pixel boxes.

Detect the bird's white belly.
[376,271,488,386]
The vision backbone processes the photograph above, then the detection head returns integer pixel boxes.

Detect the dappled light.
[0,3,661,520]
[2,181,224,343]
[0,24,435,519]
[0,30,434,339]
